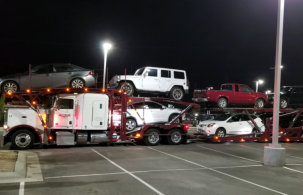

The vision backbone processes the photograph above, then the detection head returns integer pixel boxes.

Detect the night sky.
[1,0,303,94]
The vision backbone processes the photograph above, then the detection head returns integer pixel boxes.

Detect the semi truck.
[2,89,191,149]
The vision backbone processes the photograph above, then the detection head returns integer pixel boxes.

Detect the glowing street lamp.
[102,42,112,89]
[255,79,264,92]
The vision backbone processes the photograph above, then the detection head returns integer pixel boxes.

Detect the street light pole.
[264,0,285,166]
[102,42,112,89]
[256,81,259,92]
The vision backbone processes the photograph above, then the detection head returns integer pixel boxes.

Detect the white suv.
[109,67,189,100]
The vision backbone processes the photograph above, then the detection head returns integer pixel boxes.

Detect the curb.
[0,128,4,148]
[0,151,26,179]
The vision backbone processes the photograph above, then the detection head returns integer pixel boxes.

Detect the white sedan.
[197,113,265,137]
[113,101,182,131]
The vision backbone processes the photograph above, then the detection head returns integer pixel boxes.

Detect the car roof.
[143,66,186,72]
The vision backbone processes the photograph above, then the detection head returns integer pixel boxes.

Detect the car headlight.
[207,123,216,127]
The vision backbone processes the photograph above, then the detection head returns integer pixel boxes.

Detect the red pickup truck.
[192,83,268,108]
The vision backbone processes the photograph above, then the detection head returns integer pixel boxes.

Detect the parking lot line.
[196,145,262,163]
[19,182,24,195]
[283,167,303,174]
[45,171,126,180]
[148,147,287,195]
[91,148,165,195]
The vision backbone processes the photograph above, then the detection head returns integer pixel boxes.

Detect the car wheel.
[280,99,288,109]
[217,98,228,108]
[144,128,161,146]
[252,128,260,134]
[11,129,34,150]
[167,129,183,145]
[126,118,137,131]
[215,128,226,137]
[120,82,135,96]
[254,99,265,108]
[168,114,181,123]
[170,87,184,100]
[71,78,85,88]
[2,81,19,92]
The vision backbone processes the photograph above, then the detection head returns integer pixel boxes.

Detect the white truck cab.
[109,67,189,100]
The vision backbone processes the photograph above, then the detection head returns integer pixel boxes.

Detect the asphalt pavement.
[1,141,303,195]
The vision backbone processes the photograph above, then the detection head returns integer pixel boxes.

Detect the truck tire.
[170,87,184,100]
[215,128,226,137]
[254,99,265,108]
[217,98,228,108]
[11,129,35,150]
[280,98,288,109]
[167,129,183,145]
[144,129,161,146]
[120,82,135,96]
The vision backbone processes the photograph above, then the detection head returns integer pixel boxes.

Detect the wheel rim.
[172,89,183,100]
[121,83,133,96]
[126,119,136,131]
[3,82,18,92]
[219,100,227,108]
[217,130,225,137]
[15,133,32,148]
[148,132,160,144]
[281,100,287,108]
[171,131,182,143]
[71,79,84,88]
[257,100,264,108]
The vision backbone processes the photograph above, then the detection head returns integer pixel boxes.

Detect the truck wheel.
[280,99,288,109]
[11,130,35,150]
[168,114,181,123]
[144,129,161,146]
[167,129,183,145]
[2,81,19,92]
[217,98,228,108]
[215,128,226,137]
[254,99,265,108]
[120,82,135,96]
[126,118,137,131]
[170,87,184,100]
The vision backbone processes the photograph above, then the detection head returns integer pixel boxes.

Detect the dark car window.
[221,85,233,91]
[57,99,74,109]
[174,71,185,79]
[161,70,171,78]
[235,85,239,92]
[147,69,157,77]
[239,115,250,121]
[240,85,253,93]
[54,64,76,72]
[32,65,52,74]
[214,114,231,121]
[229,115,241,122]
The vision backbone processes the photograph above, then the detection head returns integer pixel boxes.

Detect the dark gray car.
[0,63,95,92]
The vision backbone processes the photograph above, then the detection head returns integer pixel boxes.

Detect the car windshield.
[134,68,145,75]
[214,114,231,121]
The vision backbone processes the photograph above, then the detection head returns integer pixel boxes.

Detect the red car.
[193,83,268,108]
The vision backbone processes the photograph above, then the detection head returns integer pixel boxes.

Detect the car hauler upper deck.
[2,88,193,149]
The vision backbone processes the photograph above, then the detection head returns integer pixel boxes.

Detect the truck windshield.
[134,68,145,75]
[214,114,231,121]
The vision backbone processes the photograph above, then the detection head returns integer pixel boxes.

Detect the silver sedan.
[0,63,96,92]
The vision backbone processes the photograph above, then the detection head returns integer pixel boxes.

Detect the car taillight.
[183,124,189,131]
[113,110,121,115]
[87,71,93,76]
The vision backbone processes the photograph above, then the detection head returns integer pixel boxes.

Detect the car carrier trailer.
[2,88,196,149]
[191,108,303,143]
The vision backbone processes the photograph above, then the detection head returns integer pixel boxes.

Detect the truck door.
[238,84,254,104]
[142,68,160,91]
[52,98,74,129]
[91,100,107,129]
